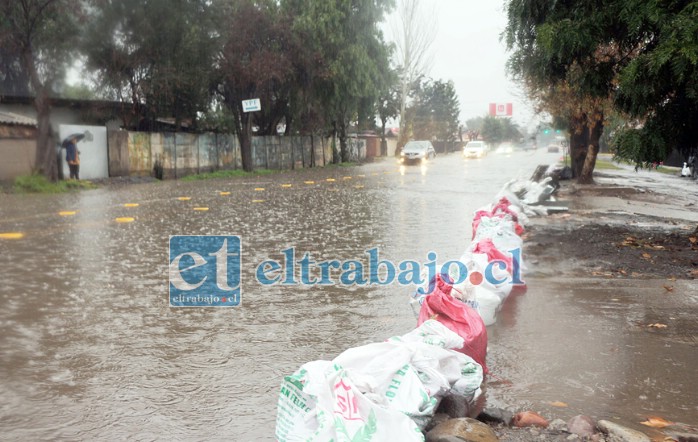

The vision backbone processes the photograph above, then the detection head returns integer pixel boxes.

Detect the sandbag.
[275,321,485,441]
[417,275,488,372]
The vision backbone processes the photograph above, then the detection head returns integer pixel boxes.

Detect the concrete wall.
[108,132,339,178]
[345,137,367,162]
[0,125,37,181]
[386,138,397,157]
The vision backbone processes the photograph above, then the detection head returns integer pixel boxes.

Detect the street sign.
[242,98,261,113]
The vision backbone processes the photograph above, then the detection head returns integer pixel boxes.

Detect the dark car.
[547,144,561,153]
[400,141,436,164]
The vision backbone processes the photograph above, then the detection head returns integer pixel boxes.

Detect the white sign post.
[242,98,261,113]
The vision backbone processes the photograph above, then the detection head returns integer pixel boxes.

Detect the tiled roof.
[0,111,37,127]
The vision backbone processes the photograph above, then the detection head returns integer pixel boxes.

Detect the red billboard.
[489,103,513,117]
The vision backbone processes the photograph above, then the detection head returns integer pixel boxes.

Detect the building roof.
[0,111,37,127]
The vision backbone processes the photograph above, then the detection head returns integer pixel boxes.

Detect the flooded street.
[1,149,696,441]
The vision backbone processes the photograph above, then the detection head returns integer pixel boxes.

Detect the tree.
[216,1,295,171]
[505,0,626,183]
[287,0,394,163]
[390,0,436,149]
[0,51,30,96]
[411,78,461,142]
[377,72,400,155]
[83,0,219,131]
[0,0,85,181]
[613,1,698,166]
[479,115,521,146]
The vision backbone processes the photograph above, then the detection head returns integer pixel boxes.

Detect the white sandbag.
[470,285,502,326]
[275,320,485,441]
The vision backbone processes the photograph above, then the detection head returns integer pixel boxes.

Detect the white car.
[463,141,488,158]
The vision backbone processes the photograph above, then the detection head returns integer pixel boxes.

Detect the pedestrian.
[65,136,80,180]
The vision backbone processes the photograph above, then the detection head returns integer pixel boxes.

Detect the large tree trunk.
[339,124,350,163]
[380,116,388,156]
[239,112,253,172]
[569,114,589,179]
[578,112,604,184]
[23,50,58,181]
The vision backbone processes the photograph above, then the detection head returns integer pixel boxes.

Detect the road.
[3,148,686,441]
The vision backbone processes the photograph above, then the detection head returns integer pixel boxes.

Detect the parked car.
[547,144,561,153]
[463,140,488,158]
[400,140,436,164]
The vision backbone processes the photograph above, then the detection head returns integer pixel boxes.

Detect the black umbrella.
[61,133,85,148]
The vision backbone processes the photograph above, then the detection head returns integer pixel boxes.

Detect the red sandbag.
[472,238,514,274]
[417,275,488,372]
[473,197,525,238]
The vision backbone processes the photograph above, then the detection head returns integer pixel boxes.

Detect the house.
[0,96,139,181]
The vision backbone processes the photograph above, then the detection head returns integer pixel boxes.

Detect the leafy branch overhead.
[505,0,698,180]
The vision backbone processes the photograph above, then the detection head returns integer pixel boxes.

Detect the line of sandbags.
[275,178,557,441]
[275,320,484,441]
[412,177,557,350]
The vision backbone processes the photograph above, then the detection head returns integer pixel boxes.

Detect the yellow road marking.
[0,232,24,239]
[115,217,135,223]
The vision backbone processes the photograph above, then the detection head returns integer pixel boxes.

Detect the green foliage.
[411,78,461,142]
[612,122,670,166]
[465,116,485,133]
[63,83,97,100]
[13,174,98,193]
[83,0,220,130]
[614,1,698,160]
[286,0,394,160]
[479,116,522,145]
[507,0,698,169]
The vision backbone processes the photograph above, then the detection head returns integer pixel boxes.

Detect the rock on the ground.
[513,411,549,428]
[425,413,452,433]
[437,394,472,419]
[567,415,596,438]
[548,418,568,432]
[663,430,698,442]
[426,417,499,442]
[477,408,514,426]
[597,420,650,442]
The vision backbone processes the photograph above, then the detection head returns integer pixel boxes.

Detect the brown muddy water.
[0,149,696,441]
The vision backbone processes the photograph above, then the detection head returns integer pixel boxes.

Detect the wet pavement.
[0,149,696,441]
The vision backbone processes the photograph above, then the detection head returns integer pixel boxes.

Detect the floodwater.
[0,149,696,441]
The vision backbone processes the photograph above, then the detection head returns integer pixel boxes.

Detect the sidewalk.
[529,162,697,279]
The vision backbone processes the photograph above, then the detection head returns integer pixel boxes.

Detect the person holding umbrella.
[63,134,83,180]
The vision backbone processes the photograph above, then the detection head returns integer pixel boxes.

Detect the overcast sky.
[384,0,540,131]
